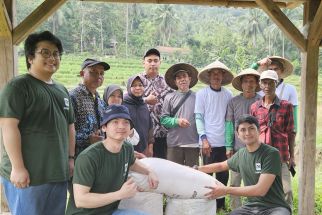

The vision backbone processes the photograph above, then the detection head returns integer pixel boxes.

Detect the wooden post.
[0,0,16,213]
[299,41,319,215]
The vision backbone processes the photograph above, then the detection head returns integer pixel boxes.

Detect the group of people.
[0,30,297,215]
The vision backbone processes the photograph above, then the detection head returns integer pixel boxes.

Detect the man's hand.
[10,167,30,189]
[226,150,233,159]
[144,92,158,105]
[118,178,137,199]
[289,157,296,168]
[258,57,271,67]
[144,144,153,157]
[178,118,191,128]
[89,131,104,144]
[147,171,159,189]
[204,185,227,199]
[134,151,146,159]
[202,139,212,157]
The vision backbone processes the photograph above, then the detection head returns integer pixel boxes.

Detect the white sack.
[165,198,216,215]
[130,157,224,199]
[119,192,163,215]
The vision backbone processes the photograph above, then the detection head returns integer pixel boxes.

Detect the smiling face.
[174,71,191,92]
[81,64,105,91]
[107,89,123,105]
[130,78,144,97]
[260,79,276,97]
[28,41,61,76]
[236,122,259,147]
[102,118,131,141]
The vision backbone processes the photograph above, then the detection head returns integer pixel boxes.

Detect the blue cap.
[100,105,133,128]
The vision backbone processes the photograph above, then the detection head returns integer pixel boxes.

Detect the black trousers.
[153,137,167,159]
[203,146,229,210]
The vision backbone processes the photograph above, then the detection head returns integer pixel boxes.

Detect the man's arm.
[198,160,229,174]
[205,173,276,199]
[0,118,30,188]
[69,123,76,177]
[225,121,234,158]
[195,113,212,157]
[73,178,137,208]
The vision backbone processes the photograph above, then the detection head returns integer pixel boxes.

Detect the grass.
[17,55,322,214]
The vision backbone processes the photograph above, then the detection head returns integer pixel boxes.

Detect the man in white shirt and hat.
[225,68,261,209]
[195,60,234,211]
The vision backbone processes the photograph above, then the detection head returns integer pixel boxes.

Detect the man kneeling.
[66,105,159,215]
[197,114,291,215]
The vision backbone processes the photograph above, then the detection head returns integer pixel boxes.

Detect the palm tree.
[155,5,180,46]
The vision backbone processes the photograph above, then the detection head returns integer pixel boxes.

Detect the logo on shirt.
[64,98,69,110]
[255,162,261,174]
[124,162,128,177]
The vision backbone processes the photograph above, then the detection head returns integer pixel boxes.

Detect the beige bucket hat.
[258,56,293,79]
[232,68,261,92]
[198,60,234,86]
[165,63,199,90]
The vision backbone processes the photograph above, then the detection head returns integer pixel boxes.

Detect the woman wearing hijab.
[123,76,154,157]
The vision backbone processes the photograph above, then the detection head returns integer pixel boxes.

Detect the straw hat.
[258,56,293,79]
[165,63,199,90]
[232,68,261,92]
[198,60,234,86]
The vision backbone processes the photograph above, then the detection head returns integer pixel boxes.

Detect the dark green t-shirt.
[66,141,135,215]
[227,143,290,211]
[0,74,75,185]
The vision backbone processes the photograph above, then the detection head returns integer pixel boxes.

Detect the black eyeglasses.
[35,48,61,59]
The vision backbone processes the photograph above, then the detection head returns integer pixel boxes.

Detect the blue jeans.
[112,209,149,215]
[1,177,67,215]
[230,205,291,215]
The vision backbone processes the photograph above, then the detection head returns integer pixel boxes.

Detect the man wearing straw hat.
[195,60,234,211]
[225,68,262,210]
[251,56,298,132]
[250,70,296,209]
[160,63,199,166]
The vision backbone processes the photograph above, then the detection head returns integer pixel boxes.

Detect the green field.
[18,55,322,214]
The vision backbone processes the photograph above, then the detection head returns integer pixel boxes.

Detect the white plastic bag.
[130,158,224,199]
[119,192,163,215]
[165,198,217,215]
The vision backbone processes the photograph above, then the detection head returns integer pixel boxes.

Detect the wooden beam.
[82,0,288,8]
[299,40,319,215]
[308,1,322,46]
[13,0,67,45]
[255,0,307,51]
[0,0,12,37]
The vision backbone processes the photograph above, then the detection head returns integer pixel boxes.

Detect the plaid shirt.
[139,73,173,138]
[250,97,296,162]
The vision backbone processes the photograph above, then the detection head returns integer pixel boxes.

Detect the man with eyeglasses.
[250,70,296,211]
[0,31,75,215]
[137,48,173,159]
[69,58,110,158]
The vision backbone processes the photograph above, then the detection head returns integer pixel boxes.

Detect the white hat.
[260,70,278,81]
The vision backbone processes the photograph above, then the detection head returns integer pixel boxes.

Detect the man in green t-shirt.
[0,31,75,215]
[66,104,158,215]
[197,114,291,215]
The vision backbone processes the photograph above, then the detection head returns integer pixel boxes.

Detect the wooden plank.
[13,0,67,45]
[308,1,322,46]
[82,0,288,8]
[299,41,318,215]
[0,0,12,37]
[255,0,307,51]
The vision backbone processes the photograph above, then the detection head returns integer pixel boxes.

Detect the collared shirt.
[139,73,173,138]
[250,96,296,162]
[69,84,105,153]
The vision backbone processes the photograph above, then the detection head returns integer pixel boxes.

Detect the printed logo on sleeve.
[123,162,129,177]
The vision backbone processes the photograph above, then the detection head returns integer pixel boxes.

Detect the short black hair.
[236,114,259,131]
[240,74,259,83]
[24,31,63,69]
